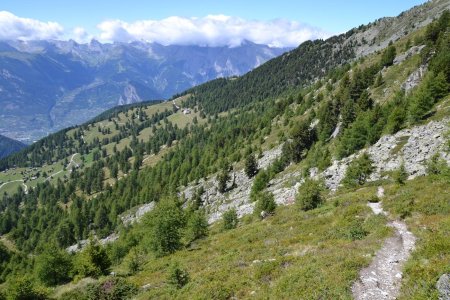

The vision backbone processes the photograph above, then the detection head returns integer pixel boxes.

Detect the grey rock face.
[401,64,427,94]
[121,202,156,225]
[437,274,450,300]
[119,118,449,228]
[394,45,425,65]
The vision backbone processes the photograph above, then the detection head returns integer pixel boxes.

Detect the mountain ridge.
[0,135,26,159]
[0,40,289,142]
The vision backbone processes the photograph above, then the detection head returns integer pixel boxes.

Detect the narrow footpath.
[352,187,416,300]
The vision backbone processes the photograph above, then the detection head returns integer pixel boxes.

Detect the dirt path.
[0,179,27,194]
[45,153,79,181]
[352,188,416,300]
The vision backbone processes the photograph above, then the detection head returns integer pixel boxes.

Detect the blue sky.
[0,0,427,46]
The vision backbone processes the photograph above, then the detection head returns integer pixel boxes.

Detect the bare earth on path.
[352,187,416,300]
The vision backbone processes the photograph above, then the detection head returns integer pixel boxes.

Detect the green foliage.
[380,44,396,67]
[427,153,450,177]
[167,262,190,289]
[386,106,407,134]
[317,100,339,142]
[222,209,238,230]
[34,244,72,286]
[250,169,270,201]
[61,277,138,300]
[408,73,441,122]
[185,210,209,243]
[183,36,355,114]
[393,163,408,185]
[217,167,230,194]
[288,120,316,163]
[296,179,324,211]
[144,198,186,256]
[244,154,258,178]
[254,192,277,218]
[342,153,374,187]
[127,248,143,275]
[374,72,383,87]
[6,276,48,300]
[74,240,111,278]
[343,219,369,241]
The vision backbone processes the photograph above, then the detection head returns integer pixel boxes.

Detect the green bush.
[254,192,277,217]
[346,220,368,241]
[127,248,142,275]
[34,244,72,286]
[380,44,396,67]
[427,153,450,176]
[342,153,374,187]
[185,210,209,243]
[74,240,111,278]
[244,153,258,178]
[167,262,190,289]
[296,179,324,211]
[393,163,408,185]
[250,170,270,201]
[59,289,86,300]
[82,277,138,300]
[6,276,48,300]
[144,198,186,257]
[222,209,238,230]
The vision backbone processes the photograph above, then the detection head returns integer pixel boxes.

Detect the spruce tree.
[244,153,258,178]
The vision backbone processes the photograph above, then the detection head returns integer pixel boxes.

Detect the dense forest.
[0,10,449,300]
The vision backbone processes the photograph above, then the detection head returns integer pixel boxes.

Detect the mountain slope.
[0,40,289,142]
[0,2,449,299]
[0,135,26,159]
[183,0,450,114]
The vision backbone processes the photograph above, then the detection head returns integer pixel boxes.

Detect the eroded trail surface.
[352,188,416,300]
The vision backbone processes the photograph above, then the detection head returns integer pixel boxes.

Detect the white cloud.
[0,11,64,40]
[97,15,331,47]
[0,11,331,48]
[72,27,93,43]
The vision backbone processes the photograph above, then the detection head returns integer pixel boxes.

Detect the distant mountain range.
[0,40,290,142]
[0,134,26,159]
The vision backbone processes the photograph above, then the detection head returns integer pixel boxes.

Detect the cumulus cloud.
[0,11,64,40]
[0,11,331,48]
[72,27,93,43]
[97,15,331,47]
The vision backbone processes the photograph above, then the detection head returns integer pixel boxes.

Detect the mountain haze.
[0,40,289,142]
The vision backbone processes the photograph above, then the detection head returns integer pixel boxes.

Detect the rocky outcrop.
[121,202,156,225]
[120,118,449,227]
[181,144,284,223]
[118,83,142,105]
[201,118,449,220]
[394,45,425,65]
[437,274,450,300]
[401,64,427,94]
[66,233,119,253]
[322,118,450,191]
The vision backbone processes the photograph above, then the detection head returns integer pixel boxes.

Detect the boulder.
[437,274,450,300]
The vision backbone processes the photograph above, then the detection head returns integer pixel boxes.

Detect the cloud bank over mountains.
[0,11,331,47]
[0,11,64,40]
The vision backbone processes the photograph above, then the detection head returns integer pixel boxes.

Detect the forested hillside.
[0,4,449,300]
[0,136,25,159]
